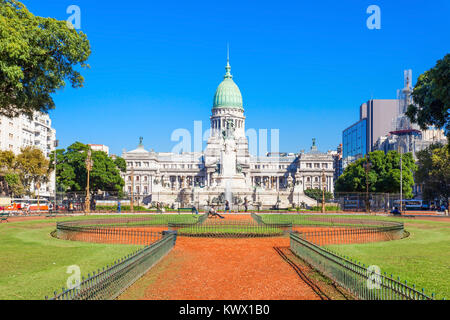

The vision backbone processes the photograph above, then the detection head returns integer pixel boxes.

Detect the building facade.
[0,112,57,197]
[88,144,110,156]
[342,118,367,168]
[122,59,334,209]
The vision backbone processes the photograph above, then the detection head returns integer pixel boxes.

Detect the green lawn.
[325,218,450,299]
[260,213,392,228]
[178,225,283,236]
[0,217,141,300]
[78,214,201,228]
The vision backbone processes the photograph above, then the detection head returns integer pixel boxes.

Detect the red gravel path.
[119,237,321,300]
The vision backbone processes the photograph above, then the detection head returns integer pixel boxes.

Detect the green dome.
[213,60,243,109]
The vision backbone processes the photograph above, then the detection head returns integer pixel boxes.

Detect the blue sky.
[23,0,450,156]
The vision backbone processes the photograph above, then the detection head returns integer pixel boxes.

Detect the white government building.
[122,58,334,209]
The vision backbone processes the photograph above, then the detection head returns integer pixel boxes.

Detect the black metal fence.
[290,232,435,300]
[332,192,403,212]
[294,227,404,246]
[176,219,284,238]
[56,216,195,245]
[167,213,283,237]
[259,214,404,230]
[46,230,177,300]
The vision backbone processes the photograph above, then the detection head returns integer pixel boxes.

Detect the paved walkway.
[119,236,321,300]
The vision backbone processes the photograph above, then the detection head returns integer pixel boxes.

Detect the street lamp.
[85,148,93,215]
[321,169,326,213]
[363,155,372,213]
[130,166,134,213]
[400,146,403,213]
[53,140,58,212]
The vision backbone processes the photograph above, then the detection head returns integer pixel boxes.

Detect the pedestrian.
[391,206,401,216]
[117,201,121,213]
[224,200,230,214]
[244,198,248,213]
[192,205,199,215]
[208,206,224,219]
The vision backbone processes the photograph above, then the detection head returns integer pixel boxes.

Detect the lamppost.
[53,140,58,212]
[321,169,326,213]
[363,155,372,213]
[130,166,134,213]
[85,148,93,215]
[400,146,403,213]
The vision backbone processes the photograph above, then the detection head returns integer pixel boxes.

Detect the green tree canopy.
[335,150,417,198]
[304,188,333,202]
[0,150,24,196]
[15,146,50,196]
[0,0,91,117]
[415,143,450,201]
[406,53,449,143]
[51,142,125,193]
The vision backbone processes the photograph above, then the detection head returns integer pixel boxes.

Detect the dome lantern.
[213,53,243,110]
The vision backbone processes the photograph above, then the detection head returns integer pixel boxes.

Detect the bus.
[393,200,430,211]
[2,199,50,212]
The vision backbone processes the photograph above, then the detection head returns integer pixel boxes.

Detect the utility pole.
[363,155,372,214]
[85,148,93,215]
[400,148,403,213]
[321,169,326,213]
[130,166,134,212]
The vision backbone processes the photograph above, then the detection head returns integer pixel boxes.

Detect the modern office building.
[363,99,400,152]
[342,118,367,168]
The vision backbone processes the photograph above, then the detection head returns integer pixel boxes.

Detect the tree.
[335,150,417,198]
[0,0,91,117]
[51,142,125,193]
[114,157,127,173]
[3,172,24,196]
[15,146,50,198]
[406,54,450,143]
[415,143,450,201]
[304,188,333,202]
[0,150,24,196]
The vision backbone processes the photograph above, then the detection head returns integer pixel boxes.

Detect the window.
[322,163,328,168]
[314,163,320,168]
[306,163,312,168]
[315,177,319,182]
[307,177,310,182]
